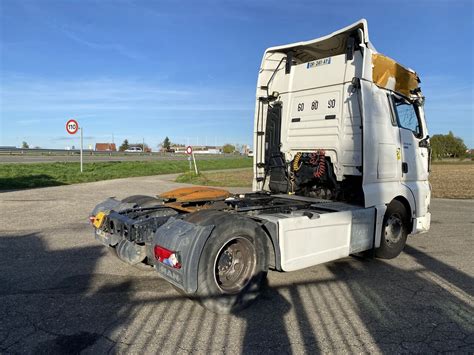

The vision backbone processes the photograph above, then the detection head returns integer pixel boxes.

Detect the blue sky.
[1,0,473,149]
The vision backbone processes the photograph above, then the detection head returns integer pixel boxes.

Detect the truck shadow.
[1,233,472,353]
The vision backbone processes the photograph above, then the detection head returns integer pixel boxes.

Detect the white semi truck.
[90,19,431,313]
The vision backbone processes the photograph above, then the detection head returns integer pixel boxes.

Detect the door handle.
[402,162,408,173]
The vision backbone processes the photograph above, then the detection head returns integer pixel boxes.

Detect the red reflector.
[154,245,172,260]
[89,216,96,224]
[154,245,181,269]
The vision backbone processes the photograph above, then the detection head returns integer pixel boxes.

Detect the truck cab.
[90,19,431,313]
[253,19,430,235]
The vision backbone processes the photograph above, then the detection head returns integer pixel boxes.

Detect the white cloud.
[0,75,253,114]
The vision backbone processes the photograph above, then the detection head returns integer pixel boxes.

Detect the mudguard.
[91,197,138,215]
[152,217,214,294]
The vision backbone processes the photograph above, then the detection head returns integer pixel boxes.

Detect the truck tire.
[185,211,269,314]
[376,200,410,259]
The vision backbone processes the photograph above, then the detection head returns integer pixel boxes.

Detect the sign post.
[186,146,198,174]
[66,119,83,173]
[80,127,83,173]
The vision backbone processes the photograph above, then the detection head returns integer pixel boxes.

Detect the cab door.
[390,95,430,183]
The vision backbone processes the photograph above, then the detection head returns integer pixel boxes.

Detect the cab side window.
[393,98,422,138]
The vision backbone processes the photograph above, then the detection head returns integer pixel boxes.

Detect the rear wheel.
[185,211,269,314]
[376,200,410,259]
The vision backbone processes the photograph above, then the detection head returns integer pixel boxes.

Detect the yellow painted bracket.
[93,211,107,229]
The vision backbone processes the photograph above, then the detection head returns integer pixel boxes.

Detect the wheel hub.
[385,214,403,245]
[214,237,256,294]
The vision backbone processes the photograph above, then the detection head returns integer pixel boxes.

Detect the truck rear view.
[90,19,431,313]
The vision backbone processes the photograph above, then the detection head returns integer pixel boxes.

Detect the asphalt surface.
[0,176,473,354]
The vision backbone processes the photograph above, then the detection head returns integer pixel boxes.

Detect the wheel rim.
[385,213,403,246]
[213,237,256,294]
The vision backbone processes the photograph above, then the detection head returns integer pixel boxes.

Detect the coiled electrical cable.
[310,150,326,178]
[292,152,303,172]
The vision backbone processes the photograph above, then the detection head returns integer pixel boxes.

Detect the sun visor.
[372,54,419,97]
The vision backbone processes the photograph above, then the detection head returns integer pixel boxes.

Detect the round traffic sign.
[66,119,79,135]
[186,146,193,155]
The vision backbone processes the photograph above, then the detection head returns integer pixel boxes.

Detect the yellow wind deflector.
[372,54,419,97]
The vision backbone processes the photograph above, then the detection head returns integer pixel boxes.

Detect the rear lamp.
[154,245,181,269]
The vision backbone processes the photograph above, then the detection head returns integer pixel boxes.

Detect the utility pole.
[80,127,83,173]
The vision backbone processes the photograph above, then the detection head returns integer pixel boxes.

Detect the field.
[0,158,252,190]
[428,162,473,199]
[176,162,473,199]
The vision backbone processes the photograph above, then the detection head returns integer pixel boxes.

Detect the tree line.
[20,131,470,159]
[430,131,468,160]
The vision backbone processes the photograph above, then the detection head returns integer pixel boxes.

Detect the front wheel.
[376,200,410,259]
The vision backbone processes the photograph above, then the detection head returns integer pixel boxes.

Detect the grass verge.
[175,169,253,188]
[0,158,252,190]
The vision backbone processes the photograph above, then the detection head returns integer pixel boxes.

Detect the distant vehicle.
[125,147,143,153]
[247,150,254,157]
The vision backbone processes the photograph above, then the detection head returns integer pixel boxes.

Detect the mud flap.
[116,239,147,265]
[152,217,214,294]
[91,197,136,216]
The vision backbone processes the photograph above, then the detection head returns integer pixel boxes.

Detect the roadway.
[0,176,472,353]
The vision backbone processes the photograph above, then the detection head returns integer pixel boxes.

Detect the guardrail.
[0,147,246,158]
[0,148,188,156]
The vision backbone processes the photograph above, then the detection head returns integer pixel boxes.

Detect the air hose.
[310,150,326,178]
[292,152,303,172]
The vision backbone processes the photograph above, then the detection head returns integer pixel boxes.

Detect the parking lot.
[0,175,473,353]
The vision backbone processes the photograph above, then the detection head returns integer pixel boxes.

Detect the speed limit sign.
[66,119,79,135]
[186,146,193,155]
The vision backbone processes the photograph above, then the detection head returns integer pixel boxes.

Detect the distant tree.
[222,143,236,154]
[119,139,130,152]
[163,137,171,151]
[430,132,467,160]
[235,143,243,154]
[21,141,29,149]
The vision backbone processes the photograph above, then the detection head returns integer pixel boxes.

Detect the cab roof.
[265,19,375,62]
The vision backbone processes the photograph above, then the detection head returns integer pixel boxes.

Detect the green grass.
[0,158,252,190]
[176,169,253,187]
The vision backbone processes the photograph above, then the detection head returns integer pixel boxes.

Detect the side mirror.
[419,135,430,148]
